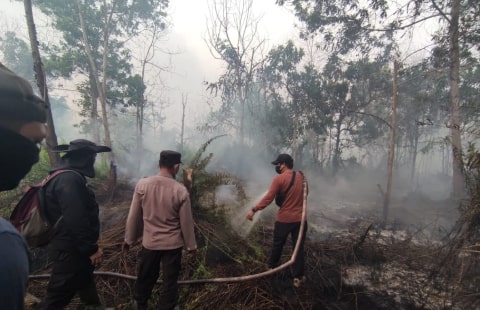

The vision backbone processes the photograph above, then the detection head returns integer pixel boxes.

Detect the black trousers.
[134,247,183,310]
[36,250,101,309]
[268,221,307,278]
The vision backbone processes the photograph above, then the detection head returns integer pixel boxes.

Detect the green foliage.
[35,0,169,140]
[278,0,394,58]
[94,154,111,179]
[186,135,247,209]
[465,142,480,172]
[183,136,267,265]
[190,246,213,280]
[0,32,34,81]
[260,41,329,152]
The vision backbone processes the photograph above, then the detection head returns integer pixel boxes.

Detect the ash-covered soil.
[26,177,480,310]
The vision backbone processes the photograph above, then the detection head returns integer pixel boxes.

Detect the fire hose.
[29,176,308,285]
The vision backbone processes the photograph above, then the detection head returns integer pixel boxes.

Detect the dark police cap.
[271,154,293,166]
[0,63,47,123]
[160,150,182,166]
[51,139,112,153]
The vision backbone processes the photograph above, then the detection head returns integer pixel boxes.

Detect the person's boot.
[132,300,148,310]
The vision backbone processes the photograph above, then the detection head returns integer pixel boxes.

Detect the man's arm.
[124,182,144,247]
[247,176,282,220]
[255,176,282,211]
[178,190,197,251]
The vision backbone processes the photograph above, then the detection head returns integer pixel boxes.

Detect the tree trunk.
[238,69,245,145]
[180,94,187,154]
[449,0,464,198]
[383,60,399,225]
[89,70,100,144]
[332,116,344,175]
[99,0,116,162]
[76,0,113,155]
[134,59,147,174]
[409,124,419,189]
[77,0,116,191]
[24,0,60,166]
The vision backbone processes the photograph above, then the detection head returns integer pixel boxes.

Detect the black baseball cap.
[160,150,182,167]
[271,154,293,166]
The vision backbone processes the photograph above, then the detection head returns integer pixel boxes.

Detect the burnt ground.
[25,179,480,310]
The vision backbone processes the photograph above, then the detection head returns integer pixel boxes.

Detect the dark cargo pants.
[268,221,307,278]
[36,250,101,309]
[134,247,183,310]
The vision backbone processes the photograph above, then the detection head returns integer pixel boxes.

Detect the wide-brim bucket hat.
[51,139,111,153]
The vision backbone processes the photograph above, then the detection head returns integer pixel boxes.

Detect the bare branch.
[430,0,451,24]
[348,110,392,129]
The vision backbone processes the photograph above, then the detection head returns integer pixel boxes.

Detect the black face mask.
[275,165,282,174]
[61,151,96,178]
[0,127,40,191]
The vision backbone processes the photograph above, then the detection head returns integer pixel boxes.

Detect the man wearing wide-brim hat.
[36,139,111,309]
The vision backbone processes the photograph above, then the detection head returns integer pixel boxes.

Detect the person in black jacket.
[36,139,111,310]
[0,63,48,310]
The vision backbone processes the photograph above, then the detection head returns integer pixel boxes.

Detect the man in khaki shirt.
[123,150,197,310]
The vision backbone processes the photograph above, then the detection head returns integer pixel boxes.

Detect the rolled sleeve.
[255,176,281,210]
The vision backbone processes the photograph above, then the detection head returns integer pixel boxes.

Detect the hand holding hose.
[246,208,256,221]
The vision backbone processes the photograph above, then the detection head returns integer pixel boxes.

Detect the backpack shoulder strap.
[42,169,84,186]
[40,169,84,225]
[284,171,296,194]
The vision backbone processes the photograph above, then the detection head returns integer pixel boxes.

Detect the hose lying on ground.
[30,176,309,285]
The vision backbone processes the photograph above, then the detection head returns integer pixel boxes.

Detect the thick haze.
[0,0,459,236]
[0,0,295,136]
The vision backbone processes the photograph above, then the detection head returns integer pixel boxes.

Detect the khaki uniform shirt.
[124,172,197,251]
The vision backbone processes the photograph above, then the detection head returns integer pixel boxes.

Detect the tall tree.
[448,0,463,196]
[384,60,399,224]
[206,0,266,144]
[277,0,480,196]
[0,32,34,81]
[35,0,169,161]
[180,94,187,154]
[395,60,445,187]
[261,41,328,160]
[24,0,60,166]
[128,18,168,163]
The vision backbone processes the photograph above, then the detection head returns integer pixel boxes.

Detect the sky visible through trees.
[0,0,478,203]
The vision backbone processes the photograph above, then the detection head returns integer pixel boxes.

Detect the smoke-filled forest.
[1,0,480,309]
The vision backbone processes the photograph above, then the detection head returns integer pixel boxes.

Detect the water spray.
[30,176,309,285]
[230,191,267,237]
